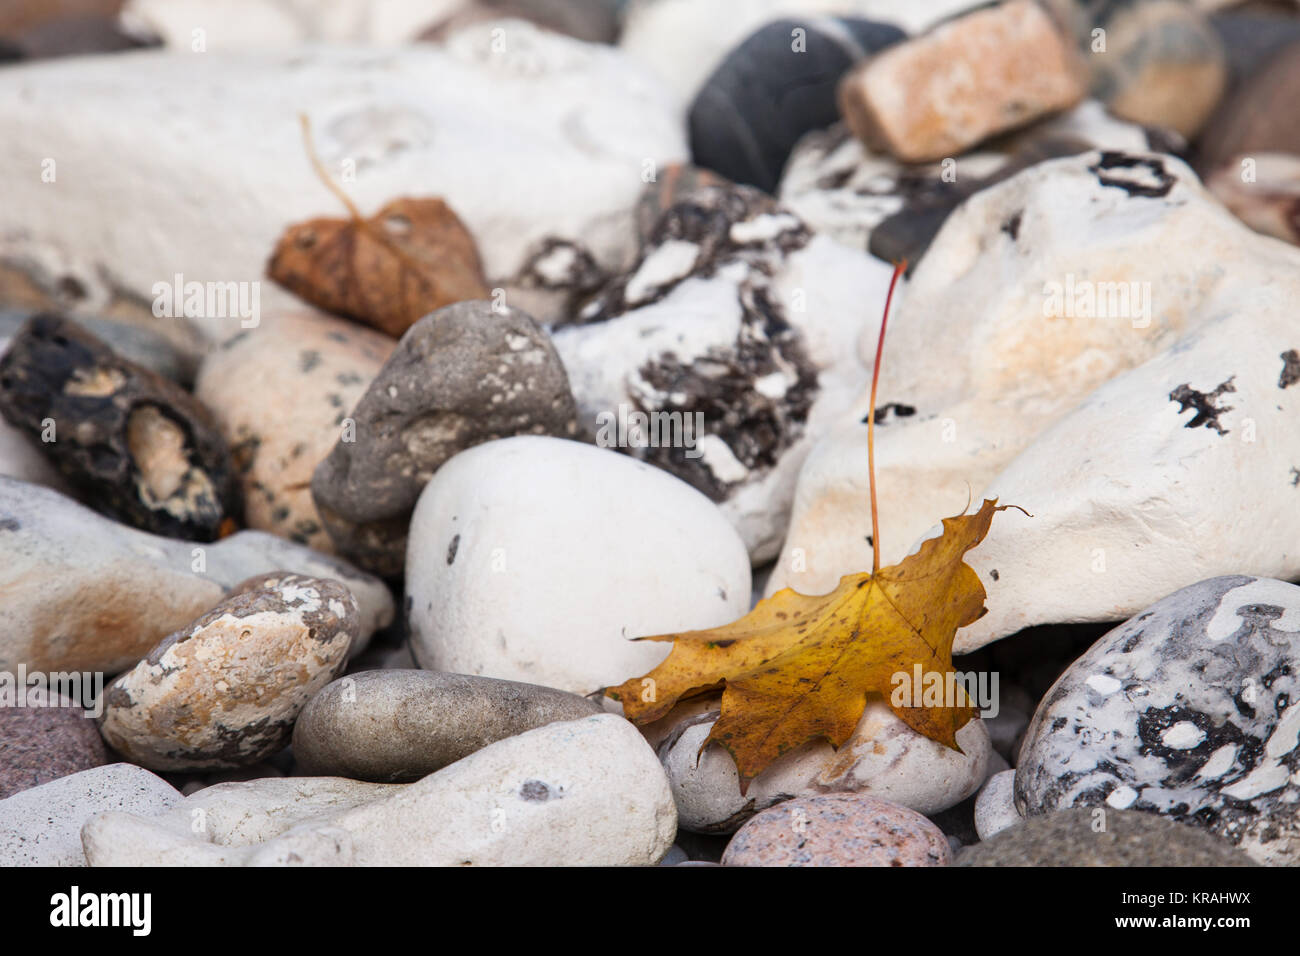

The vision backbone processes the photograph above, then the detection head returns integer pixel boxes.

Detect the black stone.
[687,17,905,193]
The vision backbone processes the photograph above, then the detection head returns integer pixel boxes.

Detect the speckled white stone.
[406,436,751,694]
[1017,576,1300,866]
[0,764,181,866]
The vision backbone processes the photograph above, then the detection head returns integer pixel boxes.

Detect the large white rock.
[121,0,461,49]
[958,272,1300,648]
[619,0,982,112]
[553,188,896,562]
[657,697,990,833]
[0,477,393,674]
[0,764,181,866]
[406,436,751,694]
[83,777,399,866]
[87,715,677,866]
[0,23,684,344]
[769,150,1287,601]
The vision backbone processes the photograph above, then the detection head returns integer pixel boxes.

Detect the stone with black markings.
[311,301,578,577]
[769,148,1300,622]
[553,183,897,562]
[1016,576,1300,866]
[292,669,602,782]
[0,314,238,540]
[98,572,359,771]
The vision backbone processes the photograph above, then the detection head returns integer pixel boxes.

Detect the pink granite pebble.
[721,793,951,867]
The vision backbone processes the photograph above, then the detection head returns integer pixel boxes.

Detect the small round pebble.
[721,793,952,867]
[0,694,108,798]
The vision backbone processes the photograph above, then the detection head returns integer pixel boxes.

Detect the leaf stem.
[868,260,907,575]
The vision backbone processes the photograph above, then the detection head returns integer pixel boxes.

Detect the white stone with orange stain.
[99,573,358,772]
[0,477,393,675]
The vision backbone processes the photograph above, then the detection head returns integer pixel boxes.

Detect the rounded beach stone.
[0,692,108,798]
[99,572,359,771]
[292,669,603,782]
[721,793,951,867]
[1015,575,1300,865]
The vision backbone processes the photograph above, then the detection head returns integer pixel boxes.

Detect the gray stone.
[957,808,1257,867]
[1016,576,1300,865]
[99,573,359,771]
[292,669,602,782]
[0,763,181,866]
[312,301,578,576]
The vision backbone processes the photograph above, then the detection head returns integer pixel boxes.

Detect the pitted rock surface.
[1016,575,1300,865]
[99,572,359,771]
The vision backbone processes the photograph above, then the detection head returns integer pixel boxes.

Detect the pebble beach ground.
[1,0,1299,874]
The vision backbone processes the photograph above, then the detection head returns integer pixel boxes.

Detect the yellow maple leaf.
[606,498,1013,791]
[605,260,1023,792]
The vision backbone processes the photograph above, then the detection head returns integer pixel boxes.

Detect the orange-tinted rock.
[838,0,1088,163]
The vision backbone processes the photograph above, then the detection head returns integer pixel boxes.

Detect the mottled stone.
[0,763,181,866]
[1071,0,1227,138]
[1017,576,1300,866]
[687,17,904,193]
[958,808,1258,867]
[0,692,108,798]
[554,184,897,561]
[312,301,578,576]
[195,310,394,553]
[99,573,359,771]
[722,793,951,867]
[0,476,393,674]
[837,0,1088,162]
[292,669,602,782]
[0,314,238,540]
